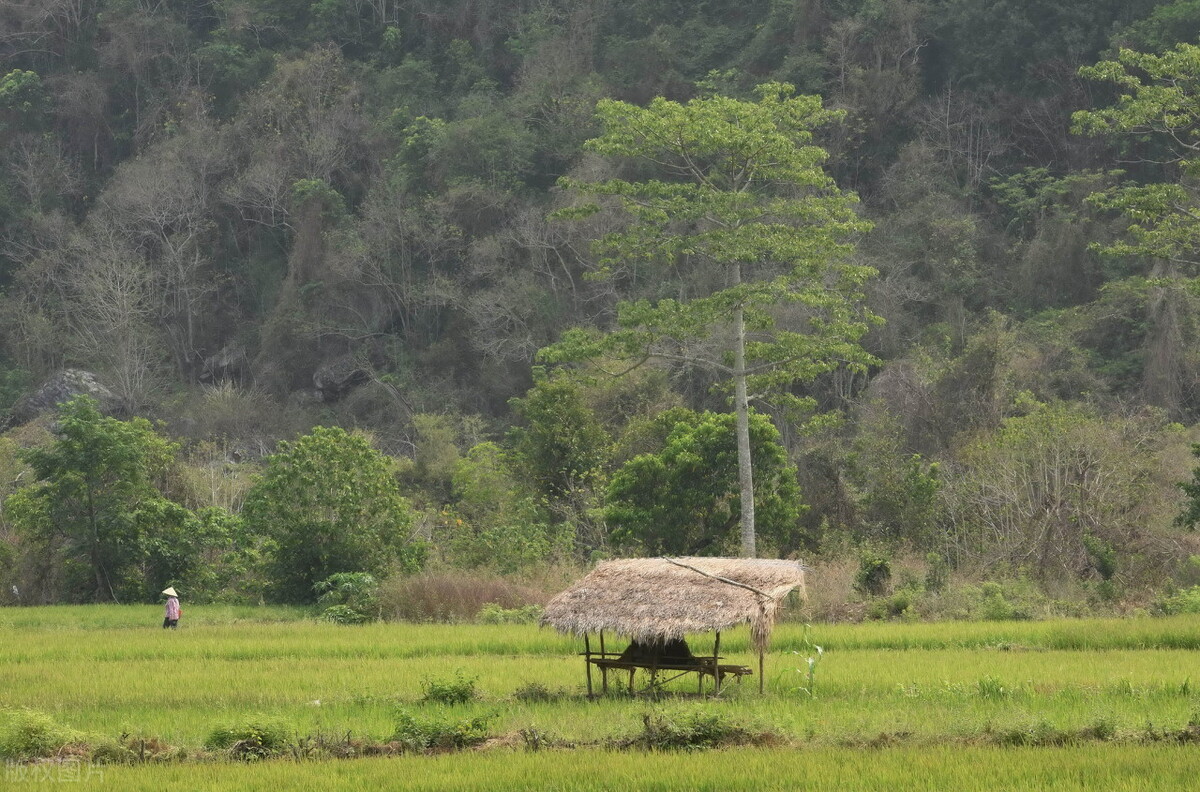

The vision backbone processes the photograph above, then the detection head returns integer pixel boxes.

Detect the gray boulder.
[313,356,368,402]
[7,369,115,425]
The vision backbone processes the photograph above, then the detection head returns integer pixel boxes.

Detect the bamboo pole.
[714,631,721,695]
[584,633,593,698]
[600,630,608,694]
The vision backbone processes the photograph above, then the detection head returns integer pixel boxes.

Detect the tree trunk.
[734,296,757,558]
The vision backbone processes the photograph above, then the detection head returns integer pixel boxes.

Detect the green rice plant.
[0,707,84,760]
[977,676,1008,700]
[421,671,480,705]
[23,745,1200,791]
[391,709,494,751]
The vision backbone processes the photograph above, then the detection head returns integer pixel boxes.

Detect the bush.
[204,717,293,760]
[316,571,380,623]
[1153,586,1200,615]
[511,682,567,703]
[421,671,479,705]
[321,604,372,624]
[855,548,892,596]
[379,571,545,622]
[627,709,763,750]
[0,708,83,761]
[477,603,544,624]
[865,584,922,620]
[925,552,949,592]
[391,710,493,751]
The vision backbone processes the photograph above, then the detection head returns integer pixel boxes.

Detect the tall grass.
[25,746,1200,791]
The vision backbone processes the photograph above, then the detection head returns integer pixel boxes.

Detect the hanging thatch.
[541,557,806,653]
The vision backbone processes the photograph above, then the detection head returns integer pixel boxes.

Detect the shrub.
[628,709,763,750]
[866,584,922,620]
[391,710,493,751]
[977,580,1051,620]
[512,682,567,703]
[925,552,949,592]
[855,547,892,596]
[0,708,83,761]
[321,604,372,624]
[204,717,293,760]
[242,426,422,603]
[477,603,544,624]
[316,572,380,623]
[1153,585,1200,615]
[379,571,545,622]
[421,671,479,705]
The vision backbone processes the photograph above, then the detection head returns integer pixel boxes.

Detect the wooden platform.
[582,653,752,695]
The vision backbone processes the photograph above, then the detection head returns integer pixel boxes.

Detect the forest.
[5,0,1200,614]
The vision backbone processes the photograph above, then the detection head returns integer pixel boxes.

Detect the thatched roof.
[541,557,806,652]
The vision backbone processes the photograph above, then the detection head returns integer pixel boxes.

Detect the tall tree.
[4,395,198,602]
[242,426,422,602]
[1074,44,1200,416]
[544,83,877,557]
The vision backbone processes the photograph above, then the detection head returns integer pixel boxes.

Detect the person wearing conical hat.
[162,587,181,630]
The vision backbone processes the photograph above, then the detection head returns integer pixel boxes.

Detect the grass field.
[4,607,1200,789]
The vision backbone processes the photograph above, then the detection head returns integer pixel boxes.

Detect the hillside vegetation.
[5,0,1200,608]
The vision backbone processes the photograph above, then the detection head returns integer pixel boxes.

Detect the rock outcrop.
[7,370,115,426]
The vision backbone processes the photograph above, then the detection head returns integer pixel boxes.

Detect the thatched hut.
[542,557,806,695]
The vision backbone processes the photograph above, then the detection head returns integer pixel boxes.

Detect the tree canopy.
[545,83,877,556]
[242,426,423,603]
[4,396,200,602]
[606,409,805,556]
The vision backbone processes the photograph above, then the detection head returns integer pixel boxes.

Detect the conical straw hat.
[162,587,178,597]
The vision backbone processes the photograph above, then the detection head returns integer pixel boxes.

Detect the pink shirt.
[165,597,180,620]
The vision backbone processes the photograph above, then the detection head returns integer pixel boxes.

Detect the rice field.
[4,607,1200,789]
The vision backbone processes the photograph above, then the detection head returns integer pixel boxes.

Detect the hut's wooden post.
[713,631,721,695]
[584,633,594,698]
[599,631,608,694]
[758,649,764,694]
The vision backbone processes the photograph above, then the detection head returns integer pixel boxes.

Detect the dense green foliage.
[544,84,876,554]
[243,426,422,603]
[3,396,207,602]
[606,409,804,555]
[7,0,1200,602]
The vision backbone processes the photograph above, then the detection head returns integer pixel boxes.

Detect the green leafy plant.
[204,717,293,760]
[420,671,479,705]
[1153,586,1200,615]
[855,547,892,596]
[627,708,764,750]
[476,603,544,624]
[793,625,824,698]
[0,708,84,761]
[545,82,877,557]
[391,710,493,751]
[242,426,424,603]
[511,682,567,703]
[315,572,380,624]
